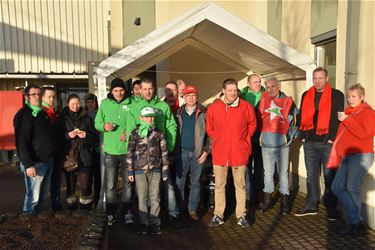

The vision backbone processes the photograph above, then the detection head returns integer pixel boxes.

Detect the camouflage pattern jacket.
[126,125,169,178]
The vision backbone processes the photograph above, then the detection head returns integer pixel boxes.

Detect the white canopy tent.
[96,2,316,101]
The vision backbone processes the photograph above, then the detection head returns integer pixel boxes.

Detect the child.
[127,106,169,235]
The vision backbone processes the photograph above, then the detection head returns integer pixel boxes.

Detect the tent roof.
[96,2,315,82]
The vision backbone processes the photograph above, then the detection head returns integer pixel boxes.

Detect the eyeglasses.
[185,94,197,98]
[27,93,41,97]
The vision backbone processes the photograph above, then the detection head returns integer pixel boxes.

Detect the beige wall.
[310,0,338,38]
[110,1,124,54]
[267,0,282,40]
[123,0,156,47]
[281,1,314,59]
[155,0,268,32]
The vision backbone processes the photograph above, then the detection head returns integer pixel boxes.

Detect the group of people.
[13,66,374,237]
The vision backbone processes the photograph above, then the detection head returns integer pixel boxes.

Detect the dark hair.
[42,86,55,95]
[222,78,238,89]
[84,93,98,110]
[67,94,80,104]
[140,78,156,89]
[24,84,42,95]
[132,80,141,89]
[313,67,328,76]
[164,81,178,89]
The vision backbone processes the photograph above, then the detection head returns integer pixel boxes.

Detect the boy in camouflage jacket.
[127,106,169,235]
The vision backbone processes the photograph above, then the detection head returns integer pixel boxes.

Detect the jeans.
[213,165,246,219]
[303,141,337,214]
[104,154,133,216]
[332,153,374,224]
[20,160,53,213]
[161,170,179,217]
[135,171,161,225]
[246,142,263,202]
[175,149,203,213]
[262,146,290,195]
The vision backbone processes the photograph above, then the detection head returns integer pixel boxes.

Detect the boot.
[66,195,78,211]
[260,193,272,212]
[280,194,289,215]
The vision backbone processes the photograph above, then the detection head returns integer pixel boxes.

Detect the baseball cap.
[183,85,198,95]
[140,106,157,117]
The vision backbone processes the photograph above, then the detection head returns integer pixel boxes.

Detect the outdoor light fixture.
[134,17,141,26]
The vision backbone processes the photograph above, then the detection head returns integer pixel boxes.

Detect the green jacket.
[95,95,134,155]
[240,86,265,107]
[128,95,177,153]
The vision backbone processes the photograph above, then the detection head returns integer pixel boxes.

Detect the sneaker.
[107,215,116,226]
[190,211,199,221]
[124,211,134,224]
[327,214,339,221]
[208,215,224,227]
[149,224,161,235]
[137,224,148,235]
[237,216,250,228]
[294,207,317,217]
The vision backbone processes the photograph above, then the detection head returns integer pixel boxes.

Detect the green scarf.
[241,86,265,107]
[42,101,50,108]
[252,90,263,107]
[138,120,154,137]
[25,100,42,117]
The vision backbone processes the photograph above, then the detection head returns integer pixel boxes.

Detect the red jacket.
[327,102,374,168]
[206,98,257,166]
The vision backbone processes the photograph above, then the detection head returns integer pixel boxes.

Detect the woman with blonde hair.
[328,83,374,236]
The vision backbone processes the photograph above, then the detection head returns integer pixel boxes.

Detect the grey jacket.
[175,103,211,160]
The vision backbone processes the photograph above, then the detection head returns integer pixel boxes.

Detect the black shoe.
[280,194,289,215]
[149,224,161,235]
[294,207,317,217]
[338,223,353,235]
[67,203,78,211]
[327,214,339,221]
[168,215,182,229]
[168,215,178,223]
[52,203,63,212]
[349,221,366,236]
[260,193,272,212]
[137,224,148,235]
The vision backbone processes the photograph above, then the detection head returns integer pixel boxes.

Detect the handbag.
[64,145,79,172]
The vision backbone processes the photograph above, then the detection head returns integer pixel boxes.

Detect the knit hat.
[140,106,158,117]
[183,85,198,95]
[84,93,97,102]
[110,78,126,91]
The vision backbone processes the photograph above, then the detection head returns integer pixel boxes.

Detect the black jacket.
[55,107,97,167]
[299,88,345,143]
[13,105,55,168]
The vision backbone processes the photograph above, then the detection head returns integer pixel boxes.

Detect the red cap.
[183,85,198,95]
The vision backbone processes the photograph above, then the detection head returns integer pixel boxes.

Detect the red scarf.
[345,104,362,115]
[326,102,370,169]
[171,98,179,115]
[300,83,332,135]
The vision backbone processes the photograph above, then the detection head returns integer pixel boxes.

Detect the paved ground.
[1,162,375,249]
